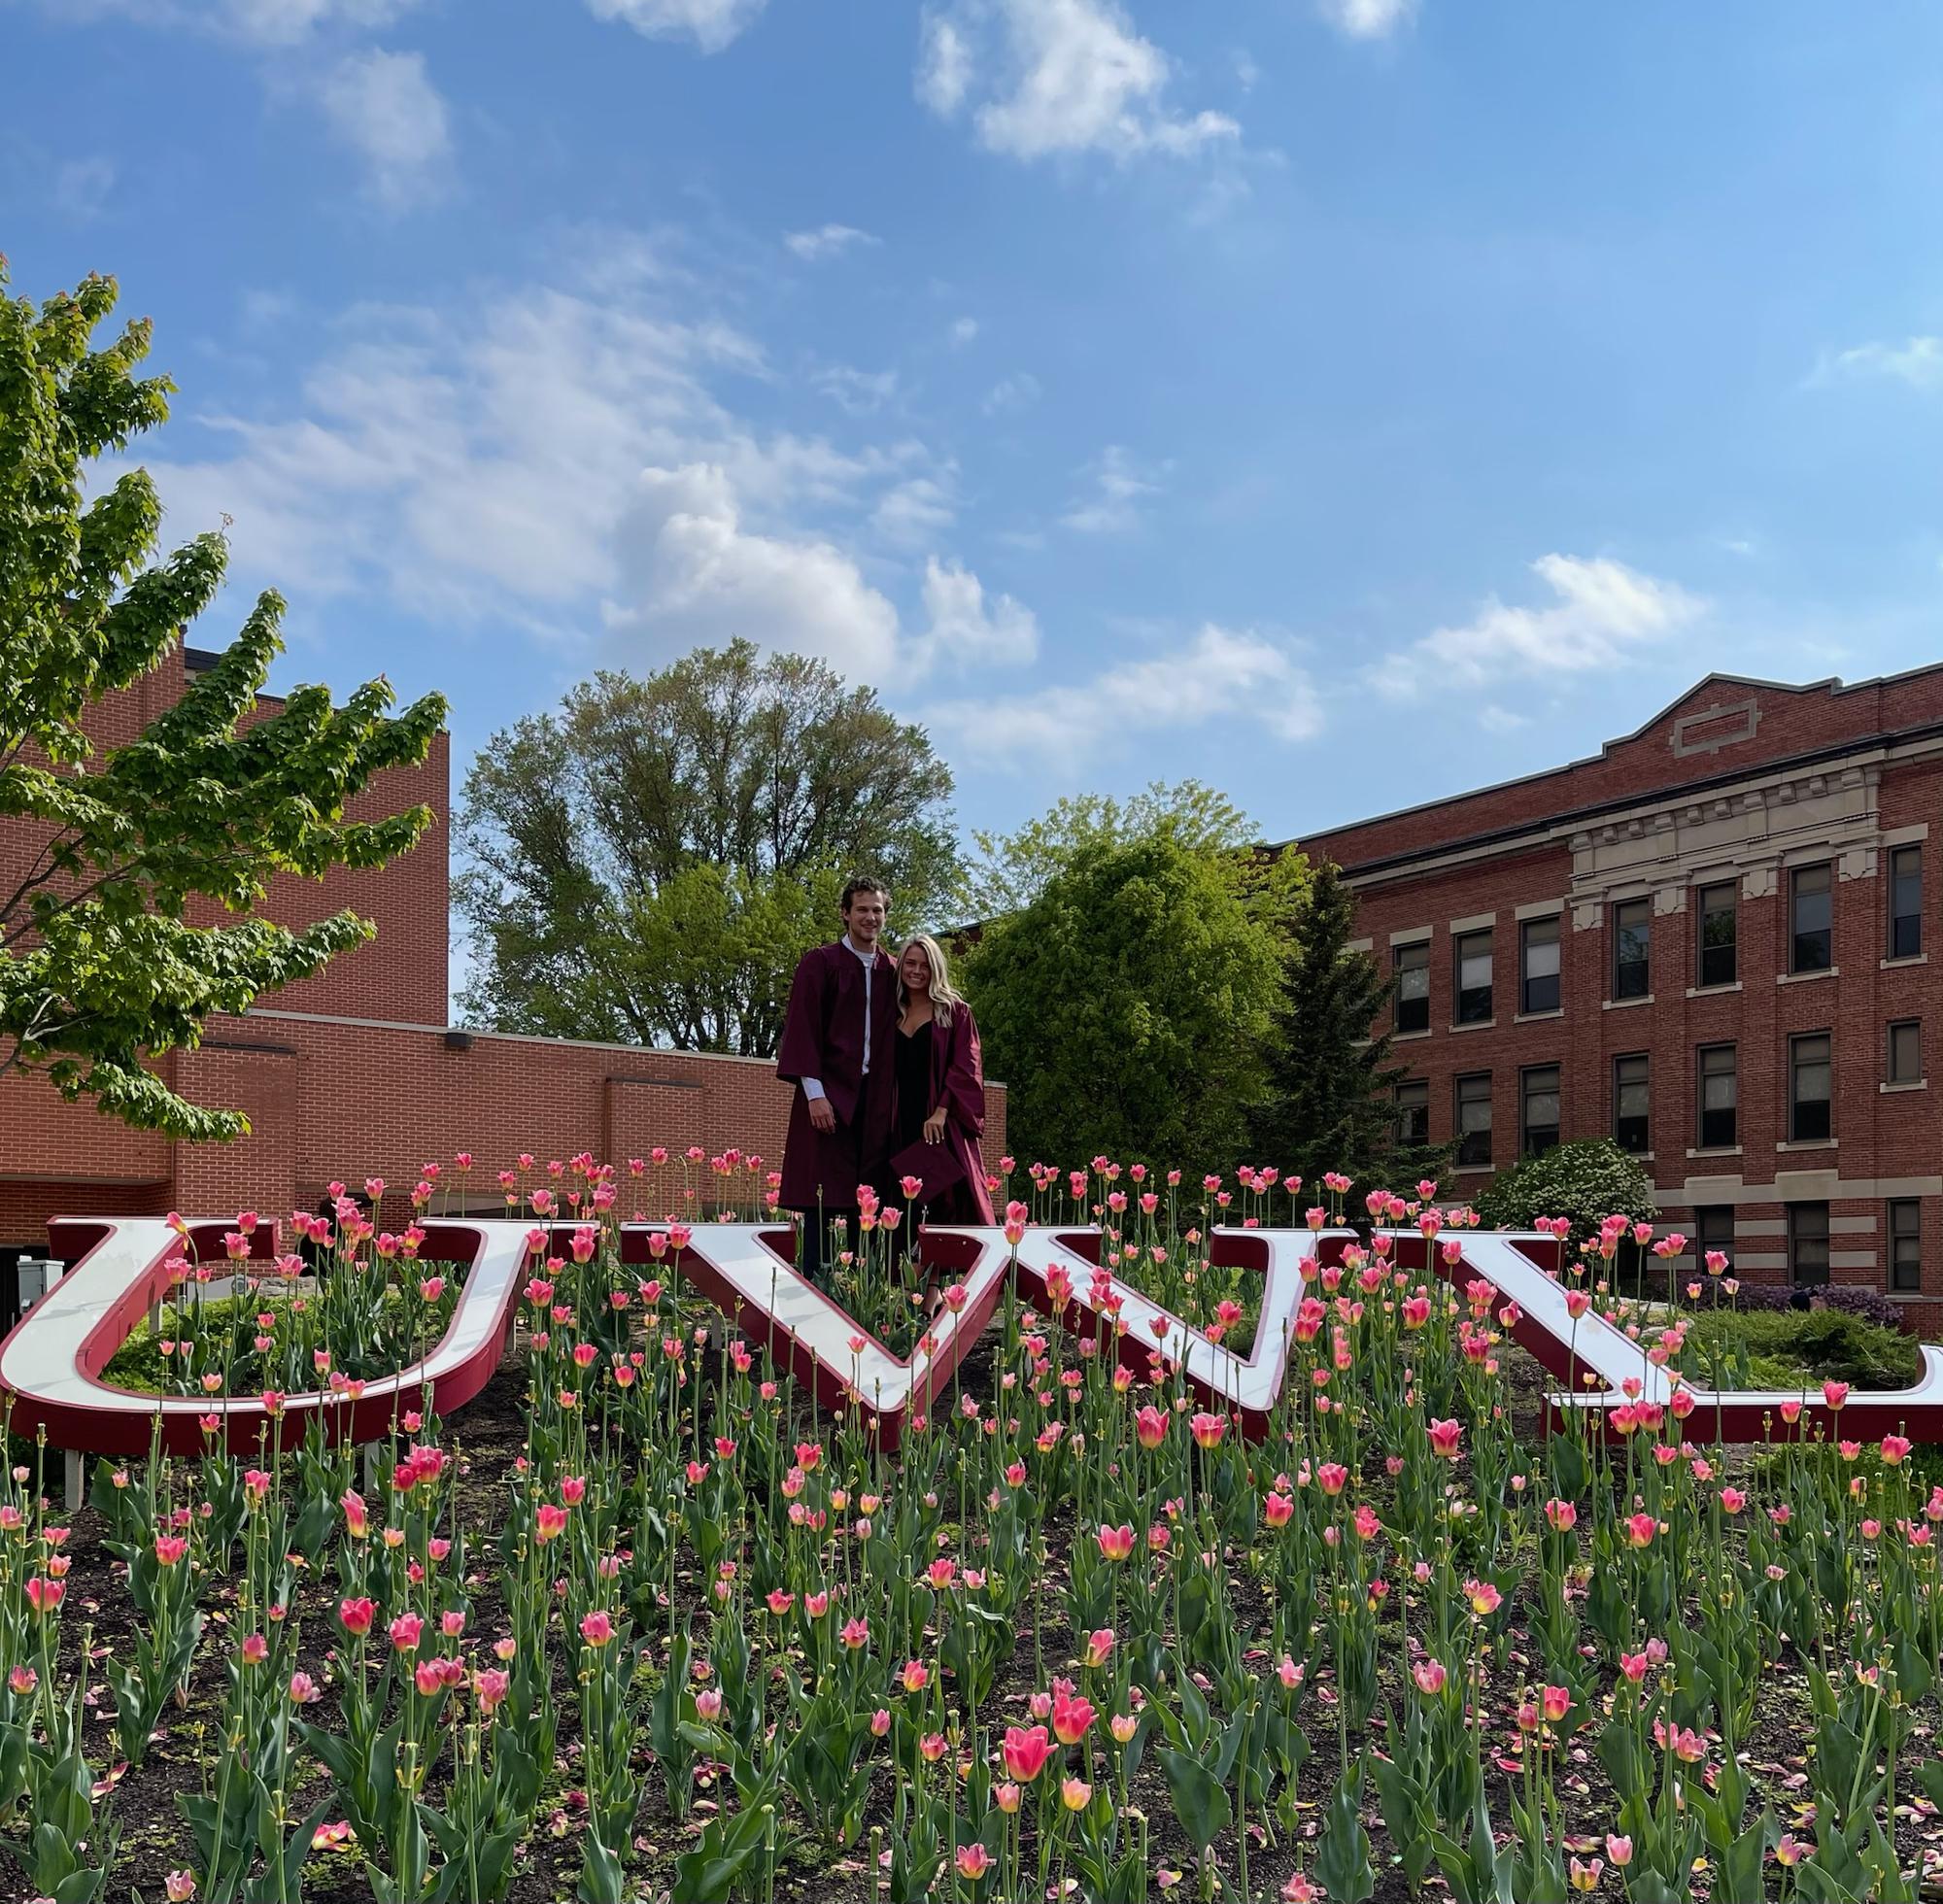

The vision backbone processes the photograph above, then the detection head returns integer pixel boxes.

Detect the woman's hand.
[923,1107,947,1145]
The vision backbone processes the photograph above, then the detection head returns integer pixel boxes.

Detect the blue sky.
[7,0,1943,873]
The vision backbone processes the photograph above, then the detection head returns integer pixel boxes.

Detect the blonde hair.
[898,933,965,1027]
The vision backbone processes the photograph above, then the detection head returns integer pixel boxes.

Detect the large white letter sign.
[637,1224,1012,1448]
[0,1217,529,1456]
[1381,1229,1943,1445]
[996,1227,1317,1441]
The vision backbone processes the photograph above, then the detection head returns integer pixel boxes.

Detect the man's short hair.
[841,874,890,912]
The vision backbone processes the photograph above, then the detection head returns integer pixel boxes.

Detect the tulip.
[956,1844,992,1881]
[1002,1724,1051,1781]
[579,1612,615,1647]
[1061,1775,1092,1812]
[1413,1659,1448,1695]
[1428,1417,1463,1458]
[1606,1834,1633,1867]
[339,1597,375,1636]
[1096,1523,1135,1561]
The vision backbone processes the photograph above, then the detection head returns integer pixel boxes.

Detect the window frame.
[1788,1200,1830,1288]
[1790,863,1833,974]
[1520,1063,1560,1157]
[1519,914,1561,1015]
[1693,1205,1734,1268]
[1695,880,1737,989]
[1697,1042,1738,1149]
[1393,939,1430,1035]
[1789,1031,1832,1142]
[1614,1052,1650,1155]
[1889,1018,1923,1086]
[1612,898,1652,1001]
[1890,844,1924,961]
[1393,1078,1429,1147]
[1454,1071,1492,1169]
[1890,1198,1922,1294]
[1453,928,1494,1026]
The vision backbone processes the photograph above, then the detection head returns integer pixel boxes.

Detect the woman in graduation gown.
[888,933,996,1228]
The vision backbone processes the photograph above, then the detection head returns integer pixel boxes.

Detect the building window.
[1393,1078,1429,1147]
[1696,881,1737,988]
[1694,1205,1734,1269]
[1614,1053,1650,1155]
[1454,930,1493,1024]
[1697,1043,1737,1149]
[1790,864,1833,973]
[1889,1019,1922,1085]
[1891,845,1924,961]
[1520,915,1560,1014]
[1890,1199,1922,1294]
[1455,1072,1492,1169]
[1613,899,1651,1000]
[1790,1032,1832,1141]
[1393,940,1429,1035]
[1521,1065,1560,1156]
[1789,1201,1829,1287]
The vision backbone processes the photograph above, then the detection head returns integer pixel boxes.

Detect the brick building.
[0,647,1006,1255]
[1305,667,1943,1328]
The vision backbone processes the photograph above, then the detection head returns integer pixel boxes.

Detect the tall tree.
[966,830,1284,1175]
[959,779,1254,921]
[0,265,446,1139]
[455,642,959,1052]
[1246,860,1446,1191]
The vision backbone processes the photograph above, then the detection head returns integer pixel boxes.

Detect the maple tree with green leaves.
[0,261,446,1140]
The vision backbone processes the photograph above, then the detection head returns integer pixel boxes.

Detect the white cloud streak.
[916,0,1239,163]
[1377,554,1705,697]
[925,623,1317,759]
[783,223,879,262]
[1317,0,1417,39]
[1061,443,1165,534]
[1825,336,1943,393]
[584,0,769,54]
[317,49,452,209]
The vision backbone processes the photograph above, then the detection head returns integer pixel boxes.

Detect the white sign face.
[7,1219,1940,1455]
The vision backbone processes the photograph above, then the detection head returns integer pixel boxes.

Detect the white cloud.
[926,622,1316,758]
[43,0,423,43]
[983,371,1042,415]
[1378,555,1705,697]
[604,464,903,678]
[918,12,973,114]
[874,475,958,544]
[784,223,879,262]
[950,316,980,346]
[141,268,1018,687]
[318,49,452,209]
[1317,0,1417,39]
[815,365,901,415]
[585,0,768,54]
[912,556,1040,672]
[1825,336,1943,393]
[1062,443,1165,533]
[917,0,1240,163]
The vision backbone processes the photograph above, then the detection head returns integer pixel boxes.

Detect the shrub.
[1703,1280,1907,1331]
[1686,1306,1921,1391]
[1475,1139,1656,1259]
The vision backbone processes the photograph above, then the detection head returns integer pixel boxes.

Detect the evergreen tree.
[1247,860,1448,1192]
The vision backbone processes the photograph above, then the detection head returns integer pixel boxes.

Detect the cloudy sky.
[7,0,1943,863]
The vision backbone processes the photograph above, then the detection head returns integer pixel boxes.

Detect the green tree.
[1245,859,1453,1194]
[0,265,445,1140]
[958,779,1254,921]
[966,830,1284,1174]
[1475,1139,1656,1258]
[455,642,959,1052]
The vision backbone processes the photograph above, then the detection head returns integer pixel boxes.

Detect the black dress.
[892,1020,935,1157]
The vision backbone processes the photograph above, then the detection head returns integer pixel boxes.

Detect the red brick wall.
[1325,679,1943,1325]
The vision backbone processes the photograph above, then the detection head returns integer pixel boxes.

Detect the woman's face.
[900,942,933,994]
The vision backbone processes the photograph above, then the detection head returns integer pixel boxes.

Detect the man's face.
[844,890,887,945]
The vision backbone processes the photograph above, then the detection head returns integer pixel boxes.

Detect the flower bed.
[0,1155,1934,1903]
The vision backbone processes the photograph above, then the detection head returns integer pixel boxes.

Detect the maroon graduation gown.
[895,1006,997,1225]
[775,940,899,1213]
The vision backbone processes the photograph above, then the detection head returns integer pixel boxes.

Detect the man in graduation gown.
[775,875,899,1286]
